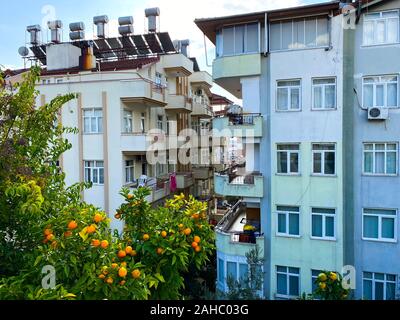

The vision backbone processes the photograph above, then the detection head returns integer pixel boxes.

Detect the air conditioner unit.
[368,107,389,120]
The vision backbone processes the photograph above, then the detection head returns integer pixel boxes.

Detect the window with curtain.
[363,272,396,300]
[217,23,260,57]
[363,209,397,242]
[363,143,397,175]
[270,17,329,51]
[311,208,336,240]
[277,144,300,174]
[276,266,300,298]
[363,76,398,108]
[312,78,336,109]
[83,108,103,133]
[363,10,399,46]
[276,80,301,111]
[125,160,134,183]
[123,109,132,133]
[312,143,336,175]
[277,206,300,237]
[84,160,104,185]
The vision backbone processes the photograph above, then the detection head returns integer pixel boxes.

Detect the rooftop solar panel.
[120,36,138,56]
[132,35,150,55]
[157,32,176,52]
[144,33,163,54]
[30,46,46,64]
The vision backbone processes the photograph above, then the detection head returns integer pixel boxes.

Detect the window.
[277,206,300,237]
[311,208,336,240]
[157,115,163,130]
[311,270,323,293]
[123,109,133,133]
[363,143,398,175]
[363,10,399,46]
[56,78,63,83]
[276,80,301,111]
[276,266,300,298]
[83,108,103,134]
[277,144,300,174]
[312,144,336,175]
[312,78,336,109]
[239,263,249,285]
[218,258,224,283]
[216,23,260,57]
[125,160,135,183]
[363,272,396,300]
[84,161,104,185]
[227,261,237,281]
[270,17,329,51]
[140,113,146,133]
[155,72,162,87]
[363,209,397,242]
[363,76,398,108]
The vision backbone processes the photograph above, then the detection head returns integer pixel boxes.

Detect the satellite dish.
[18,46,29,57]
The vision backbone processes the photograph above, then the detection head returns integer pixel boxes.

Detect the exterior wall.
[353,0,400,299]
[268,14,344,298]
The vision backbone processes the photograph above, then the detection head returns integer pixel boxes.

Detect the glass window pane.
[292,20,305,49]
[325,216,335,237]
[387,83,397,107]
[289,275,299,296]
[277,273,287,295]
[305,18,317,47]
[93,168,98,184]
[387,152,397,174]
[278,213,286,233]
[239,264,248,283]
[223,27,234,55]
[277,206,299,212]
[277,266,287,273]
[387,18,399,43]
[364,152,373,173]
[98,118,103,133]
[376,20,385,44]
[85,168,90,183]
[376,84,384,106]
[270,22,281,50]
[364,215,379,238]
[282,21,292,50]
[216,30,223,57]
[316,17,329,46]
[313,152,322,173]
[289,213,299,235]
[277,88,288,110]
[218,259,224,283]
[382,218,395,239]
[324,151,335,174]
[364,20,374,45]
[386,282,396,300]
[91,117,96,133]
[246,23,259,52]
[227,262,237,280]
[375,281,384,300]
[314,86,322,109]
[234,25,245,54]
[325,85,336,108]
[99,168,104,184]
[312,215,323,237]
[363,279,373,300]
[84,118,90,133]
[363,84,373,107]
[387,143,397,150]
[290,88,300,110]
[375,152,385,174]
[290,152,299,173]
[277,151,288,173]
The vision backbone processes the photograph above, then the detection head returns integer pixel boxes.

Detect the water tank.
[69,22,85,32]
[145,7,160,33]
[118,25,134,36]
[118,16,134,26]
[93,15,109,38]
[70,31,85,41]
[26,25,41,45]
[48,20,63,43]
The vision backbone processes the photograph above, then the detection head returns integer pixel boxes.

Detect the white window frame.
[363,10,400,46]
[125,160,135,184]
[362,272,397,300]
[362,208,397,243]
[312,143,336,176]
[276,79,302,111]
[362,75,399,108]
[312,77,337,110]
[276,206,300,238]
[122,109,133,133]
[276,266,300,299]
[83,108,103,134]
[276,144,300,175]
[310,208,336,241]
[84,160,104,185]
[362,142,398,176]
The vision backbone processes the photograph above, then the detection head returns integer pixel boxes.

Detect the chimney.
[93,15,109,38]
[118,16,134,36]
[69,22,85,41]
[26,25,41,45]
[145,7,160,33]
[47,20,63,43]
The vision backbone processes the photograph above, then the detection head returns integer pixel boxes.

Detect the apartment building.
[196,0,400,300]
[10,9,215,231]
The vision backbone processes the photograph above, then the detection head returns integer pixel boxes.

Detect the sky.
[0,0,327,103]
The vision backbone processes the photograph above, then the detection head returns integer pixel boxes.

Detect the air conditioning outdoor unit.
[368,107,389,120]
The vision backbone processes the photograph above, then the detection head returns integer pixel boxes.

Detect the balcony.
[162,53,194,77]
[176,172,194,189]
[213,53,261,98]
[192,166,213,180]
[192,96,213,118]
[166,94,193,112]
[212,114,262,138]
[120,133,148,152]
[127,176,170,203]
[214,172,263,198]
[119,79,167,108]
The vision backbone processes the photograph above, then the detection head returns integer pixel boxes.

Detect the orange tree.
[313,271,350,300]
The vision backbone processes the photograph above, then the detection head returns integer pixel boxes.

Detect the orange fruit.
[87,224,96,234]
[184,228,191,236]
[125,246,133,254]
[46,234,54,241]
[100,240,109,249]
[118,267,128,278]
[68,221,78,230]
[192,213,200,220]
[106,277,113,284]
[64,231,72,238]
[143,234,150,241]
[111,263,118,269]
[156,247,163,255]
[194,236,201,243]
[98,274,105,279]
[195,246,201,253]
[118,250,127,259]
[44,228,52,236]
[161,231,167,238]
[191,242,198,248]
[91,239,100,247]
[94,213,103,223]
[178,224,184,229]
[132,269,141,279]
[121,262,127,267]
[130,250,137,257]
[127,194,133,199]
[119,280,126,286]
[114,213,121,219]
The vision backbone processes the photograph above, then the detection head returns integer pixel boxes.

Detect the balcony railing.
[212,113,263,138]
[176,172,194,189]
[127,175,170,203]
[119,78,167,107]
[214,172,264,198]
